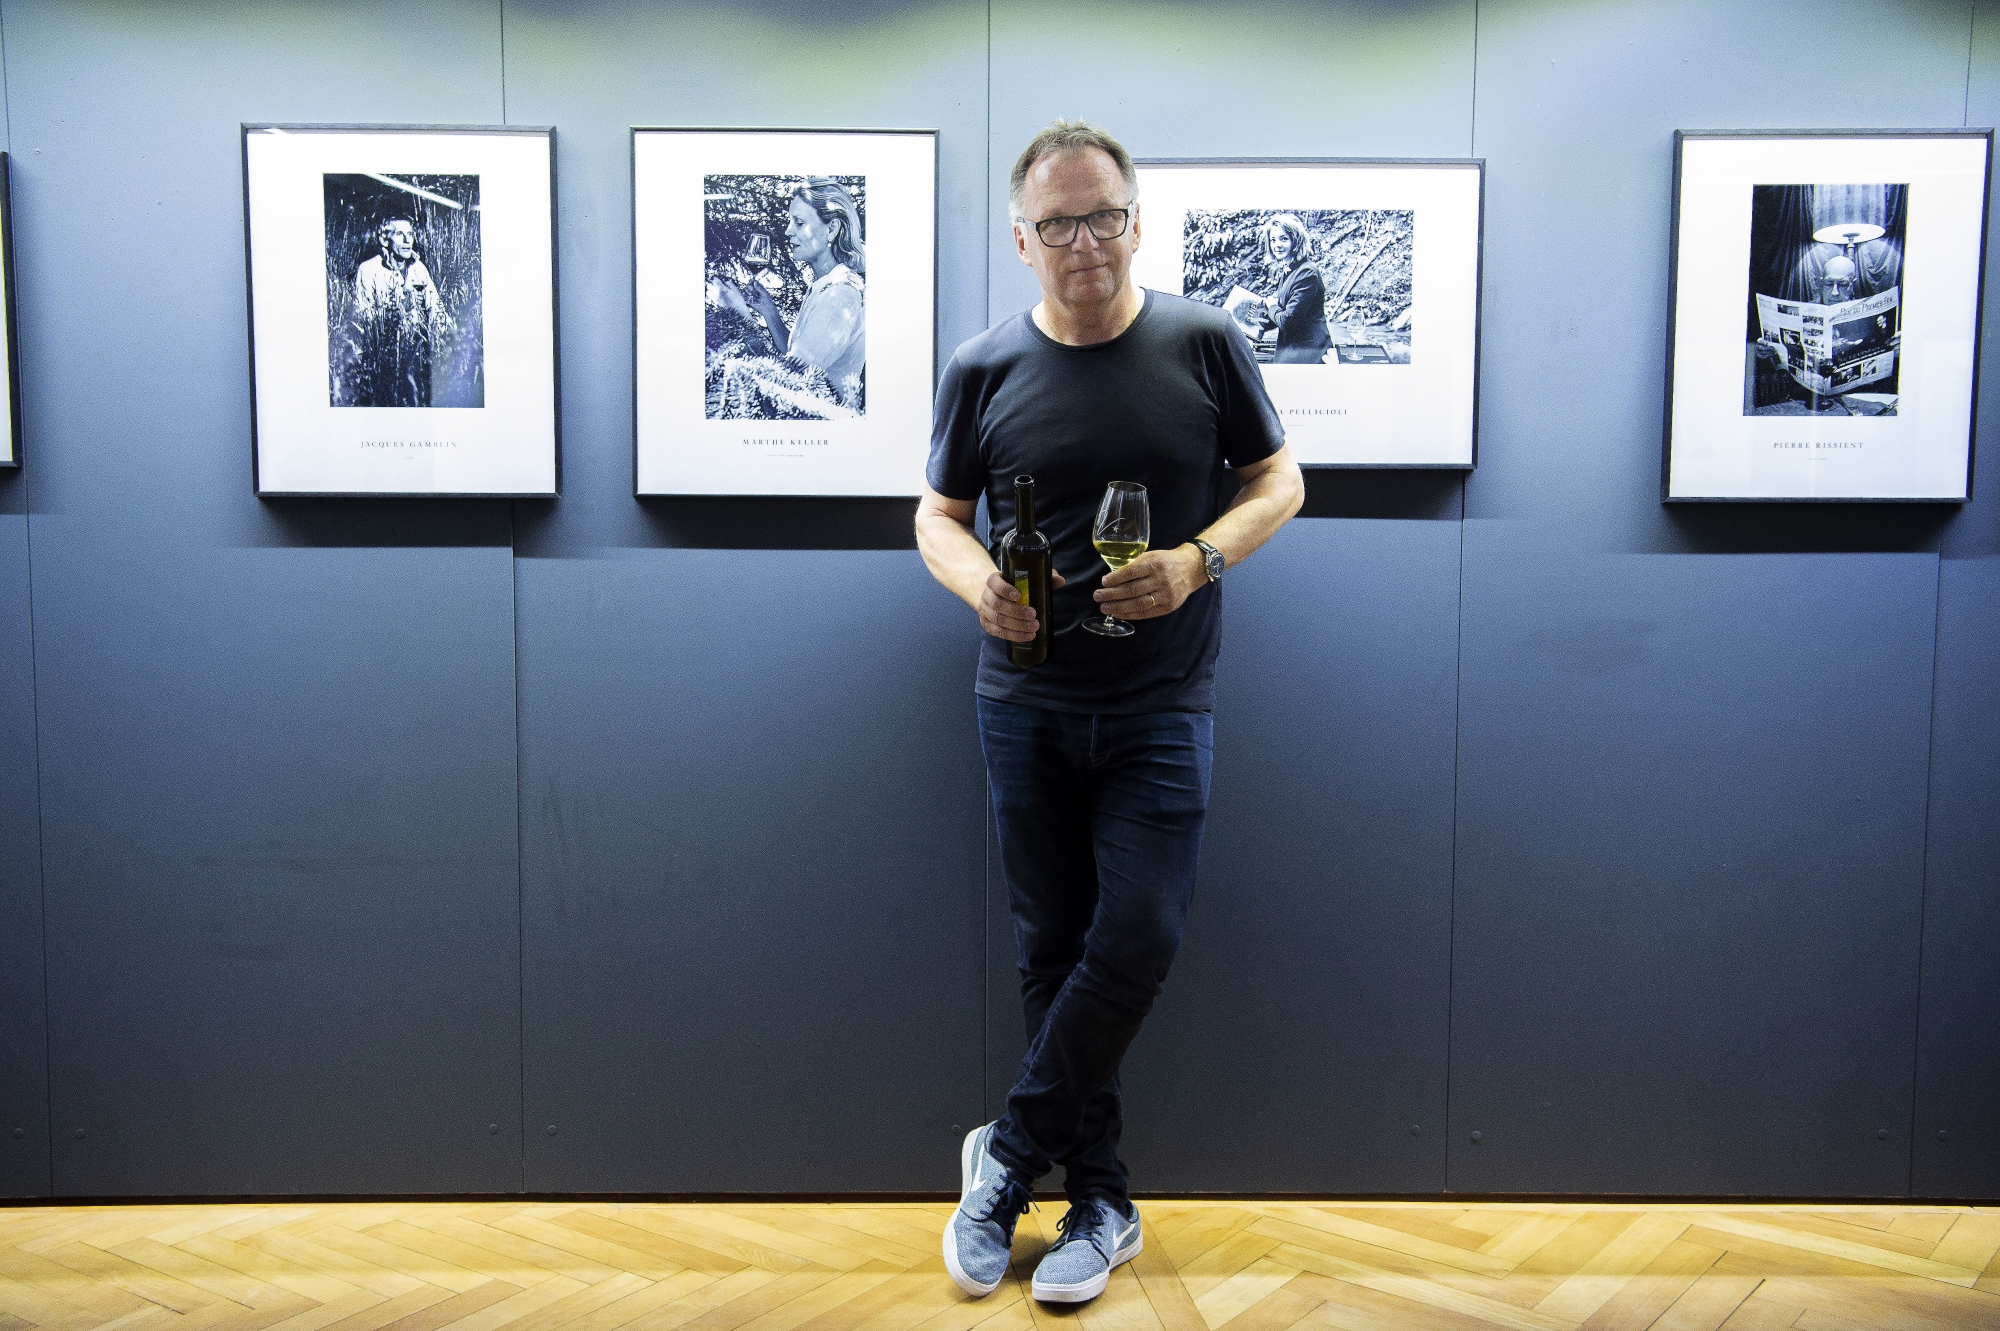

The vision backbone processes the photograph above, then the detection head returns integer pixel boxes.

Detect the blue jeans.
[976,697,1214,1208]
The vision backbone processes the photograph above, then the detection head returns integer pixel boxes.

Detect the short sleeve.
[1211,319,1287,468]
[925,351,988,501]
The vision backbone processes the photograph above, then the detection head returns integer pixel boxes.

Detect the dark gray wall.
[1915,0,2000,1202]
[1447,0,1968,1197]
[501,0,991,1193]
[0,467,44,1200]
[0,0,1994,1200]
[0,0,50,1206]
[5,0,524,1196]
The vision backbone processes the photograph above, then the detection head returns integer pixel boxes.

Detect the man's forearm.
[1194,465,1304,571]
[916,512,999,610]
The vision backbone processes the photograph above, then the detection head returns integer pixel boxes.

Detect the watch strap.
[1192,538,1224,582]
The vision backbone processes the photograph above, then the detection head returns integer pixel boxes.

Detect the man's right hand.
[979,569,1067,642]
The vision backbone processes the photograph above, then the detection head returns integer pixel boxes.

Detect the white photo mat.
[243,125,558,496]
[633,128,936,496]
[1666,131,1990,501]
[1130,159,1482,468]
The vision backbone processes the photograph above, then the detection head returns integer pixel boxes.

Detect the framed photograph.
[633,127,936,496]
[242,124,559,497]
[0,153,19,469]
[1665,130,1991,502]
[1129,158,1482,468]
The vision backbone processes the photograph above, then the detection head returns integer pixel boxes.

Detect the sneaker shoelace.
[970,1175,1034,1229]
[1052,1199,1116,1254]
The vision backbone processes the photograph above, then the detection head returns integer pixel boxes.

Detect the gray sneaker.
[1030,1196,1141,1303]
[943,1122,1033,1296]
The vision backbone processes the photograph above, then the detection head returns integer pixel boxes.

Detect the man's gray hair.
[1008,118,1138,217]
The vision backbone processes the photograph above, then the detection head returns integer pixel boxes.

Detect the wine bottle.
[1001,474,1051,668]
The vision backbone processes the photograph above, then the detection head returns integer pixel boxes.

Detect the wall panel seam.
[0,0,11,149]
[27,498,47,1196]
[1446,0,1480,1193]
[1907,555,1947,1195]
[499,0,521,1196]
[1913,0,1976,1190]
[1467,0,1479,158]
[510,505,526,1194]
[984,0,991,336]
[1442,486,1467,1193]
[1967,0,1976,128]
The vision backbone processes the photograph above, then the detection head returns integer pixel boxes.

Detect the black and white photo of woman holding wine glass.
[707,175,867,419]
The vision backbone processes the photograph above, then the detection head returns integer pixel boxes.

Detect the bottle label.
[1014,573,1031,606]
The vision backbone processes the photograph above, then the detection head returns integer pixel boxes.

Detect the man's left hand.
[1094,544,1207,621]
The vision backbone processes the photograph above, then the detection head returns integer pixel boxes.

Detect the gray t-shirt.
[927,290,1285,714]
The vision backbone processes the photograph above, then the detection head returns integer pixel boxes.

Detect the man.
[346,217,443,407]
[917,121,1303,1304]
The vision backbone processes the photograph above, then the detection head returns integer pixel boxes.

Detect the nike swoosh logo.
[1112,1221,1135,1249]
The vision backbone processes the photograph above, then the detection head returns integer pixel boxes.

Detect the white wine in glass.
[1085,481,1149,638]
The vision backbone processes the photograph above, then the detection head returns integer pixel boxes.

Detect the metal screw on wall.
[488,1124,499,1135]
[547,1125,558,1136]
[1878,1129,1890,1140]
[1470,1131,1483,1143]
[1409,1125,1421,1136]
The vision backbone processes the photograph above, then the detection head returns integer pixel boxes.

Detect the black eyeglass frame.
[1017,204,1136,247]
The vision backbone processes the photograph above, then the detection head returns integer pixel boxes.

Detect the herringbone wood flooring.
[1,1201,1997,1331]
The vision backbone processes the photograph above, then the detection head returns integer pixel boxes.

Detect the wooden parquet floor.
[2,1201,1998,1331]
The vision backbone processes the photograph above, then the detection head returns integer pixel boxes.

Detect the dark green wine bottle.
[1002,474,1051,668]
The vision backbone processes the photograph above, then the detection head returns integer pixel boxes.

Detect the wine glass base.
[1082,616,1135,638]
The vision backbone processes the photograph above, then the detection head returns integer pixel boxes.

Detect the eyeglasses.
[1020,206,1134,247]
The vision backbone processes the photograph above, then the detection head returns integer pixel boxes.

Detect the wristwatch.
[1192,538,1224,583]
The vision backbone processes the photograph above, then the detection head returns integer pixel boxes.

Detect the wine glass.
[1084,481,1149,638]
[742,233,782,292]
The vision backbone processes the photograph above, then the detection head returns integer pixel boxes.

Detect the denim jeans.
[976,696,1215,1208]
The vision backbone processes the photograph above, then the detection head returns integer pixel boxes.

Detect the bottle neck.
[1014,479,1037,536]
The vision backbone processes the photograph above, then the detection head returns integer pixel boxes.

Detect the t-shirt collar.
[1024,287,1155,352]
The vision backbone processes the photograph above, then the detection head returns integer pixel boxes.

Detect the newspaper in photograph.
[1754,287,1900,400]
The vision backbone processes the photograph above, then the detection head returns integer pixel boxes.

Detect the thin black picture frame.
[1663,127,1992,504]
[629,125,941,498]
[241,122,562,499]
[0,153,21,470]
[1133,156,1485,471]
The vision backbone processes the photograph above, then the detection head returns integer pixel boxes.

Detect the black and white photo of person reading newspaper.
[706,174,867,420]
[1745,183,1905,417]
